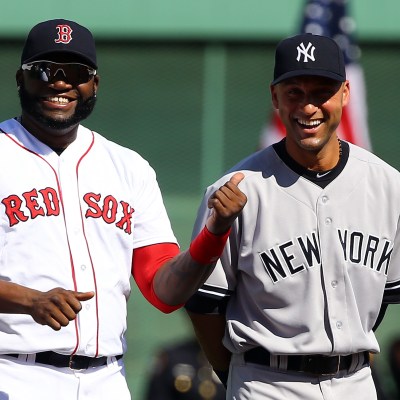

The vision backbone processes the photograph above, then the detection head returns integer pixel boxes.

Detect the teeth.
[297,119,322,127]
[47,97,69,104]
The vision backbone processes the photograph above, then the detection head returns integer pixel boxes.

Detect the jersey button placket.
[57,153,97,356]
[325,190,338,297]
[318,193,347,349]
[320,196,332,225]
[325,217,332,225]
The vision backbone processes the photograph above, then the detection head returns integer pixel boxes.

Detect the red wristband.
[189,226,231,264]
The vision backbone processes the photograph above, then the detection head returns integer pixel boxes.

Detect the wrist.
[189,226,230,265]
[205,220,231,236]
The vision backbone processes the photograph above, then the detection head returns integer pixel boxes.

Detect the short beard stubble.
[18,83,97,131]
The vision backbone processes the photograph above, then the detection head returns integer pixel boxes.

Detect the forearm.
[153,223,232,305]
[0,280,38,314]
[153,249,216,306]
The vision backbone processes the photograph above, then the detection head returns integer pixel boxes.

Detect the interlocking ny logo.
[54,25,73,44]
[296,42,315,62]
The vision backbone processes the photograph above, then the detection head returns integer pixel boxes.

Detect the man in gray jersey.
[185,33,400,400]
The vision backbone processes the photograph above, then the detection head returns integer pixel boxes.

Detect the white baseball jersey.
[187,139,400,356]
[0,117,177,356]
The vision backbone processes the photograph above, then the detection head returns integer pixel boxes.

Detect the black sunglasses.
[21,60,97,85]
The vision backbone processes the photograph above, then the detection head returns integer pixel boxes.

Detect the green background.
[1,1,400,398]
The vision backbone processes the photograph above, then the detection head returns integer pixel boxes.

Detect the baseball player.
[185,33,400,400]
[0,19,246,400]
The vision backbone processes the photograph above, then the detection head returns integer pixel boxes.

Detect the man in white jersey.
[0,19,246,400]
[185,33,400,400]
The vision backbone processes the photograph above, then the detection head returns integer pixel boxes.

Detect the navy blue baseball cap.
[21,19,97,68]
[272,33,346,85]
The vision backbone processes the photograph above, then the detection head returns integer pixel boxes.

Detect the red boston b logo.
[54,25,73,44]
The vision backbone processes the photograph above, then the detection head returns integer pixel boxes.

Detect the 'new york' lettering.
[259,229,392,283]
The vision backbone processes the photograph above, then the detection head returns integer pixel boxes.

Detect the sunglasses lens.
[24,62,95,84]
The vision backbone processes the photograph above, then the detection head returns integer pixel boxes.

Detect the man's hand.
[206,172,247,235]
[30,288,95,331]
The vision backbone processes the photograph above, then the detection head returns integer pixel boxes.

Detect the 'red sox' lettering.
[2,187,59,226]
[1,188,134,234]
[83,193,134,234]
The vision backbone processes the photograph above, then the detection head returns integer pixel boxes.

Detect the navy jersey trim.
[185,294,229,314]
[185,284,232,314]
[385,280,400,289]
[373,304,388,331]
[383,279,400,304]
[197,284,231,298]
[273,138,349,189]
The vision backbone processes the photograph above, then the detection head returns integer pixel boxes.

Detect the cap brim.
[272,69,346,85]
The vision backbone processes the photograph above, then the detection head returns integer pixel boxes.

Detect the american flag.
[259,0,371,150]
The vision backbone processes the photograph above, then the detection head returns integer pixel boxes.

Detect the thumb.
[229,172,245,186]
[74,291,95,301]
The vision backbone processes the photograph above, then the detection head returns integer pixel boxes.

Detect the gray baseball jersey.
[186,139,400,356]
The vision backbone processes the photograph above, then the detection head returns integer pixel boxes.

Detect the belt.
[4,351,123,370]
[244,347,369,376]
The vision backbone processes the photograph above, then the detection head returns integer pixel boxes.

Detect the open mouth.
[296,118,323,129]
[45,96,71,104]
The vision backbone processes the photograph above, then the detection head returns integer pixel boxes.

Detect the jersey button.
[336,321,343,329]
[81,264,87,271]
[321,196,328,204]
[331,280,338,288]
[325,217,332,225]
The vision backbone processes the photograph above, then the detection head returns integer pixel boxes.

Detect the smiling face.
[16,53,99,149]
[271,75,349,168]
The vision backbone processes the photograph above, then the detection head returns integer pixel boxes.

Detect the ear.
[270,84,279,109]
[341,80,350,107]
[93,74,100,93]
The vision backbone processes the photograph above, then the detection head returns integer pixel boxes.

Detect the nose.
[297,93,319,114]
[303,102,318,113]
[47,68,74,88]
[49,79,73,90]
